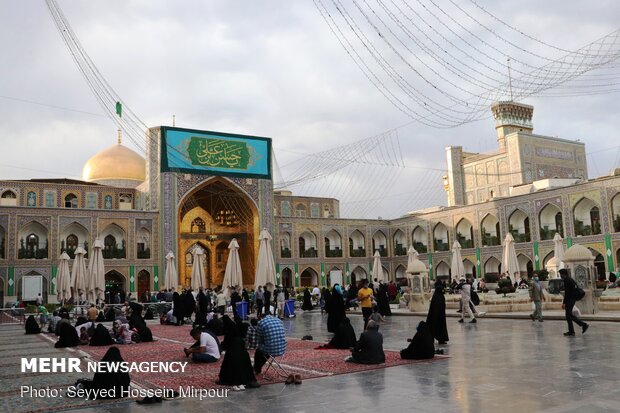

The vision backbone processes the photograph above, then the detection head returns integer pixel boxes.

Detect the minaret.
[491,102,534,151]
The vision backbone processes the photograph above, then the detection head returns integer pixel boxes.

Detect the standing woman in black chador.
[327,284,346,333]
[172,291,184,326]
[88,347,131,398]
[183,289,196,323]
[426,278,449,344]
[301,288,313,311]
[377,283,392,316]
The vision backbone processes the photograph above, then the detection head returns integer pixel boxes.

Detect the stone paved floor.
[4,310,620,413]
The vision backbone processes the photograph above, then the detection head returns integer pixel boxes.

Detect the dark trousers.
[253,348,270,373]
[362,307,372,329]
[256,300,263,317]
[217,305,225,316]
[565,299,586,333]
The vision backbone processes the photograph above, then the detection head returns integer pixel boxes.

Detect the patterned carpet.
[79,324,448,390]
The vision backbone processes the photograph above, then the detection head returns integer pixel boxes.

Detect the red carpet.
[79,325,448,390]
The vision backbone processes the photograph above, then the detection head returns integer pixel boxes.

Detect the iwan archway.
[178,177,259,288]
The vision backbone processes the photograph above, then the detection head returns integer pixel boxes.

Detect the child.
[246,318,258,350]
[79,327,90,345]
[369,305,385,324]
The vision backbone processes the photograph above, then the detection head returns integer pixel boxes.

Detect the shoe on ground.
[247,381,261,389]
[564,332,575,336]
[470,319,477,323]
[529,314,535,321]
[538,319,544,322]
[285,374,295,385]
[582,324,589,334]
[294,374,302,385]
[458,319,464,323]
[231,385,245,391]
[477,311,486,317]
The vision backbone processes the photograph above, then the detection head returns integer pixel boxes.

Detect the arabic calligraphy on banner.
[187,137,250,169]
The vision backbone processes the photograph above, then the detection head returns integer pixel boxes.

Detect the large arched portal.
[105,270,126,295]
[178,178,259,288]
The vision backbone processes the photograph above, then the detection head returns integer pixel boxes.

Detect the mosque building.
[0,103,619,305]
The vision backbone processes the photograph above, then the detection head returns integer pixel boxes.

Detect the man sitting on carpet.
[253,315,286,376]
[346,320,385,364]
[184,328,221,363]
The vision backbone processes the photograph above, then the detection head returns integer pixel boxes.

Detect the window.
[0,190,17,206]
[119,193,133,210]
[64,194,78,208]
[281,201,291,217]
[295,204,307,218]
[1,190,16,199]
[66,234,78,251]
[26,191,37,207]
[191,218,206,233]
[26,233,39,257]
[310,203,320,218]
[104,195,113,210]
[45,191,56,207]
[86,193,97,209]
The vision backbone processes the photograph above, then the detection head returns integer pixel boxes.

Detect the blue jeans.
[192,352,218,363]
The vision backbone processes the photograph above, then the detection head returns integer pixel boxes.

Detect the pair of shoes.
[136,396,162,404]
[434,349,444,355]
[294,374,302,385]
[529,314,535,321]
[470,319,477,324]
[582,324,589,334]
[246,381,261,389]
[477,311,486,317]
[538,319,544,322]
[285,374,295,385]
[563,332,575,336]
[458,319,464,323]
[231,385,246,391]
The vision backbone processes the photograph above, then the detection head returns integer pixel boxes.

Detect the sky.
[0,1,619,219]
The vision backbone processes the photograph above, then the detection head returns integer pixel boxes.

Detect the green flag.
[115,101,122,118]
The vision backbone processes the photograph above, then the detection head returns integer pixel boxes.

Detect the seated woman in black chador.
[90,324,114,346]
[25,315,41,334]
[301,288,313,311]
[104,307,116,321]
[128,302,153,342]
[193,311,208,330]
[55,321,80,348]
[144,307,154,320]
[217,316,259,388]
[206,314,224,336]
[95,311,106,322]
[316,317,356,349]
[400,321,435,360]
[87,347,131,398]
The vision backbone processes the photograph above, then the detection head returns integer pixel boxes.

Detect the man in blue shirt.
[253,315,286,375]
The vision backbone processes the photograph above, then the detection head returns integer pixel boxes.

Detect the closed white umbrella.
[223,238,243,291]
[87,239,105,304]
[372,250,386,283]
[71,246,87,301]
[255,229,276,290]
[56,252,71,303]
[190,246,206,291]
[553,232,565,269]
[451,241,466,280]
[164,251,178,291]
[502,233,520,280]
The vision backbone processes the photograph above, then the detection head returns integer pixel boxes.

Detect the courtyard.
[3,311,620,413]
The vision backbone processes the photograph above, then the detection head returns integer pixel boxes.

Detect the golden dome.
[82,141,145,184]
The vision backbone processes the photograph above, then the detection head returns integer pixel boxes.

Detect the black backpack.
[471,291,480,306]
[574,287,586,301]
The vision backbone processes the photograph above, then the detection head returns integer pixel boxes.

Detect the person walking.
[357,279,374,329]
[456,277,476,323]
[559,269,589,336]
[255,286,264,317]
[529,275,545,322]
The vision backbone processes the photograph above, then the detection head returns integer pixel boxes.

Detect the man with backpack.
[559,268,589,336]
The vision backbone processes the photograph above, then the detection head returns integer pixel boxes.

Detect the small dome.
[82,141,145,186]
[546,257,561,266]
[407,259,428,274]
[563,244,594,262]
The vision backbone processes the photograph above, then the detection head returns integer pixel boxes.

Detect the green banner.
[153,265,159,291]
[345,262,350,285]
[187,136,251,170]
[7,267,14,296]
[129,266,135,293]
[276,263,281,284]
[428,253,434,280]
[294,263,299,288]
[567,237,573,248]
[605,234,614,272]
[534,241,540,271]
[51,266,57,295]
[320,262,326,286]
[476,248,481,278]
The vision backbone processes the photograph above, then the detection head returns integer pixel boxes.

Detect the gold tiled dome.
[82,140,145,184]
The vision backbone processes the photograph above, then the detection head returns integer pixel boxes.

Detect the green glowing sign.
[187,136,250,170]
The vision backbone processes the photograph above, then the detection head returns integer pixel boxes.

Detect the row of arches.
[0,221,151,260]
[0,190,133,209]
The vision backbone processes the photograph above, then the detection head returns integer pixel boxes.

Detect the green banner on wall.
[129,266,135,293]
[533,241,540,271]
[51,266,57,295]
[345,262,350,285]
[605,234,614,271]
[567,237,573,248]
[320,262,325,286]
[294,263,299,288]
[476,248,481,278]
[275,263,281,285]
[428,253,433,280]
[153,266,159,291]
[7,267,14,296]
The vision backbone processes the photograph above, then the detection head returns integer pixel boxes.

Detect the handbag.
[471,291,480,306]
[574,286,585,301]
